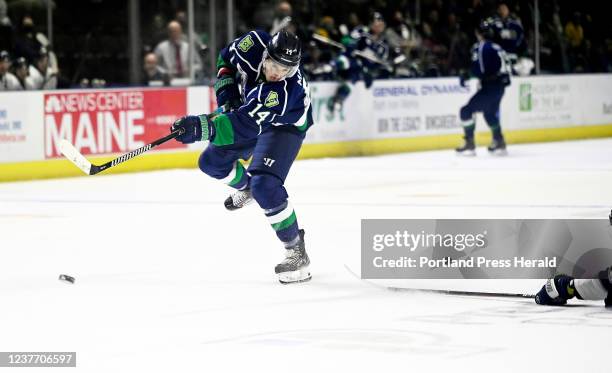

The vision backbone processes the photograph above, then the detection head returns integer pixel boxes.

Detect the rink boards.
[1,74,611,181]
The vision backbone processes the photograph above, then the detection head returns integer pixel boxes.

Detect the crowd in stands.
[1,0,611,91]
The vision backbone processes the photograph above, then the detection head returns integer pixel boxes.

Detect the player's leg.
[535,266,612,307]
[327,54,356,120]
[456,91,483,155]
[248,127,311,283]
[483,85,507,155]
[198,141,256,208]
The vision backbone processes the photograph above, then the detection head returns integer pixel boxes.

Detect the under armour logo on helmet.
[286,48,295,55]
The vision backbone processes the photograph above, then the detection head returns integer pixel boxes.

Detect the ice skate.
[487,138,507,156]
[224,189,253,211]
[275,229,311,284]
[455,137,476,156]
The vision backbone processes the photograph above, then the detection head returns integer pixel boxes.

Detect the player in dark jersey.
[327,12,390,118]
[456,18,511,156]
[492,2,532,76]
[536,211,612,307]
[535,267,612,307]
[171,30,313,284]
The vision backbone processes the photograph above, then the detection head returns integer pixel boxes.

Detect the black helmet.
[478,17,496,39]
[267,30,301,67]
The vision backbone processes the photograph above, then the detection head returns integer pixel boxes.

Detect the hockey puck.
[58,274,75,284]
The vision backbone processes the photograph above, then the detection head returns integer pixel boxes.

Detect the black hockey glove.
[171,114,212,144]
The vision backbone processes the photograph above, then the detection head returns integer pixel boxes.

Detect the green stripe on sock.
[487,120,500,130]
[211,114,235,146]
[271,211,297,231]
[228,162,244,186]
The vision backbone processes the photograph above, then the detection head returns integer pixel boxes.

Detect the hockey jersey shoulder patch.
[264,91,280,108]
[238,34,255,52]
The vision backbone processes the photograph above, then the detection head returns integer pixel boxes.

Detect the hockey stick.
[343,264,535,299]
[311,33,397,72]
[387,286,535,299]
[271,16,292,35]
[59,128,185,175]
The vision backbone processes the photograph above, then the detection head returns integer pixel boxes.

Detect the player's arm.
[170,110,260,147]
[171,82,287,146]
[214,41,242,110]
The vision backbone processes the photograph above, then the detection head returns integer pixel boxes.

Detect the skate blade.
[456,150,476,157]
[278,267,312,284]
[488,149,508,156]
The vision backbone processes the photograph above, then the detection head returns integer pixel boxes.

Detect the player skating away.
[171,30,314,284]
[456,18,511,156]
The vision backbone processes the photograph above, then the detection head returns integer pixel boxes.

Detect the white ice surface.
[1,138,612,372]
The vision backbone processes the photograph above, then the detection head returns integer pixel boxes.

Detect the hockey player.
[492,2,532,76]
[327,12,390,117]
[456,18,510,156]
[170,30,313,284]
[535,267,612,307]
[493,3,526,60]
[536,212,612,307]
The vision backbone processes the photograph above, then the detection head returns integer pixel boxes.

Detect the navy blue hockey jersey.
[492,17,526,56]
[470,40,511,85]
[210,30,314,147]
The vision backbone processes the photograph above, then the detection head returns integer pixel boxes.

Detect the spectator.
[565,12,584,49]
[385,10,421,54]
[28,47,57,90]
[385,11,423,76]
[142,52,170,86]
[271,1,294,34]
[0,50,21,91]
[565,12,586,72]
[442,12,470,75]
[12,57,33,90]
[154,20,202,80]
[314,16,339,41]
[302,41,334,81]
[13,16,42,65]
[0,0,12,52]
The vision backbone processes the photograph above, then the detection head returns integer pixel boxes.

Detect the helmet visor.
[263,58,292,80]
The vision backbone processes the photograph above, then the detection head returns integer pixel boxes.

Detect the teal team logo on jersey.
[519,83,532,112]
[264,91,279,108]
[238,35,254,52]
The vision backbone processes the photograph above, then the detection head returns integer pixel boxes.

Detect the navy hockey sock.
[462,121,475,140]
[491,127,504,142]
[264,201,299,245]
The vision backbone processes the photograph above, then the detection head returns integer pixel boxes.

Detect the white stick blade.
[59,139,92,175]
